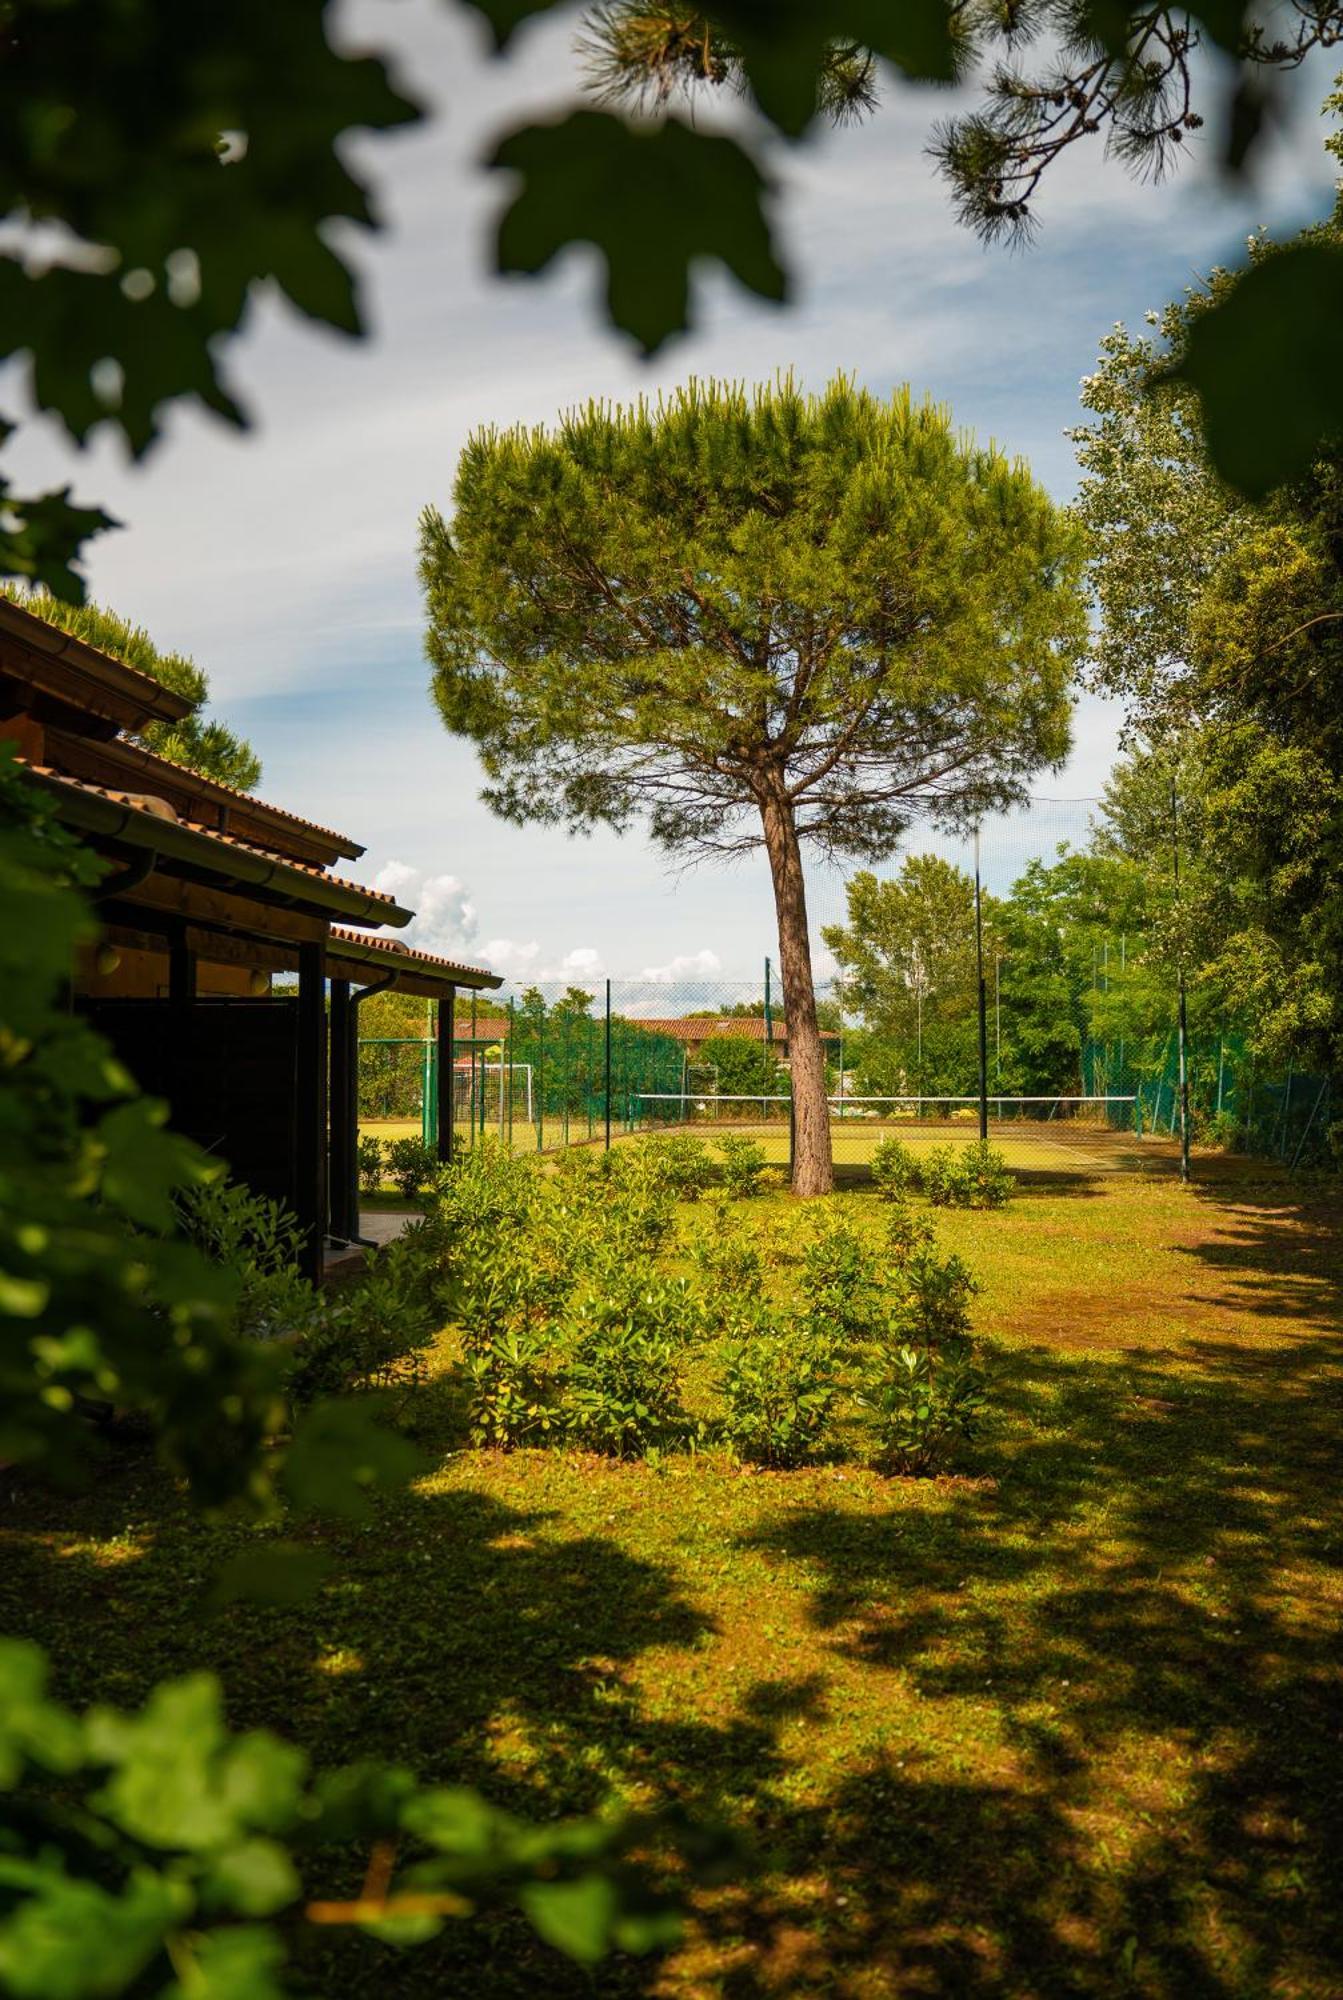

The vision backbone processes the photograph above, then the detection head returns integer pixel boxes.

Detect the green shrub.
[799,1218,881,1344]
[358,1132,384,1195]
[859,1340,987,1475]
[955,1140,1015,1208]
[716,1312,836,1467]
[465,1324,562,1449]
[917,1145,960,1205]
[686,1209,764,1304]
[644,1132,715,1199]
[287,1223,441,1406]
[893,1246,978,1346]
[717,1133,768,1198]
[870,1135,918,1199]
[920,1141,1014,1208]
[386,1136,437,1200]
[563,1285,687,1457]
[884,1199,935,1265]
[176,1177,319,1346]
[861,1242,985,1474]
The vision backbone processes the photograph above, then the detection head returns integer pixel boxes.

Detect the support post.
[764,956,774,1052]
[296,937,327,1282]
[167,920,196,1119]
[604,978,612,1152]
[329,979,354,1242]
[437,987,455,1166]
[974,827,989,1144]
[1171,775,1192,1183]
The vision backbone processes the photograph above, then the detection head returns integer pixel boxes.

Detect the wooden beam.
[296,938,327,1282]
[110,869,327,946]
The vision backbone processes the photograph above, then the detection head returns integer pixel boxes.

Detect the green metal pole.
[975,826,989,1145]
[1171,775,1191,1182]
[507,997,516,1150]
[604,980,612,1151]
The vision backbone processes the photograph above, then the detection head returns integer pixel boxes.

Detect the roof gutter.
[29,769,412,928]
[0,598,193,724]
[329,931,502,993]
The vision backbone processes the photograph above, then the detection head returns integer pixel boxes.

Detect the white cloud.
[373,858,478,956]
[638,948,723,984]
[372,858,418,897]
[480,937,541,980]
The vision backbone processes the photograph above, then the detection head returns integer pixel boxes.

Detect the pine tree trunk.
[760,780,834,1197]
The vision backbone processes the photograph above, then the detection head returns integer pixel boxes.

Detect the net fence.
[356,797,1332,1180]
[357,978,1330,1179]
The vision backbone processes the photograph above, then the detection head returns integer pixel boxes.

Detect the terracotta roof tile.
[99,737,360,851]
[21,762,404,910]
[328,926,500,984]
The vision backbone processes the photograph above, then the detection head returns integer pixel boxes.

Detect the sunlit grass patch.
[2,1161,1341,1996]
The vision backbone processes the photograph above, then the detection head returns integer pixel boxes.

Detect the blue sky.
[5,3,1339,990]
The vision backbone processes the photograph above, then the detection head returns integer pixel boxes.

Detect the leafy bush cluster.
[358,1131,385,1194]
[631,1131,776,1200]
[386,1136,438,1200]
[175,1177,444,1409]
[431,1141,988,1476]
[871,1136,1015,1208]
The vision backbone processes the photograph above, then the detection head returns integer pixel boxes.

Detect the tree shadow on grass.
[1175,1169,1343,1328]
[5,1175,1340,1996]
[729,1312,1343,1998]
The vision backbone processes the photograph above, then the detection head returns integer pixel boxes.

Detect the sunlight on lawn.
[4,1161,1339,1998]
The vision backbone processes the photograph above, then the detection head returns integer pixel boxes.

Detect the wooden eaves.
[0,596,194,737]
[23,765,408,930]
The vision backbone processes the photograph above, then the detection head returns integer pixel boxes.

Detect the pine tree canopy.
[420,372,1086,1193]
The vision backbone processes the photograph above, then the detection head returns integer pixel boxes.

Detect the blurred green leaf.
[283,1395,426,1519]
[0,1639,83,1786]
[458,0,557,44]
[709,0,956,134]
[97,1099,206,1231]
[490,111,785,354]
[518,1872,620,1963]
[1169,244,1343,500]
[0,1861,190,2000]
[161,1926,287,2000]
[200,1840,301,1918]
[87,1674,307,1850]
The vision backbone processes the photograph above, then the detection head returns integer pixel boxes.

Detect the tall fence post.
[604,979,612,1151]
[1170,775,1192,1182]
[507,997,515,1149]
[974,825,989,1144]
[436,988,454,1167]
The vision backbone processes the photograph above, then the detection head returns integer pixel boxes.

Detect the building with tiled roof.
[625,1015,838,1063]
[0,594,500,1275]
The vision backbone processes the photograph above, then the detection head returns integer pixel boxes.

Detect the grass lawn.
[5,1160,1341,1997]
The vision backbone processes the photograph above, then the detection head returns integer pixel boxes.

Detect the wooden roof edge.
[26,765,413,928]
[48,728,366,864]
[0,596,194,727]
[328,926,502,992]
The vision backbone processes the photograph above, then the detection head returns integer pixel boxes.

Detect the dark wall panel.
[85,998,299,1212]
